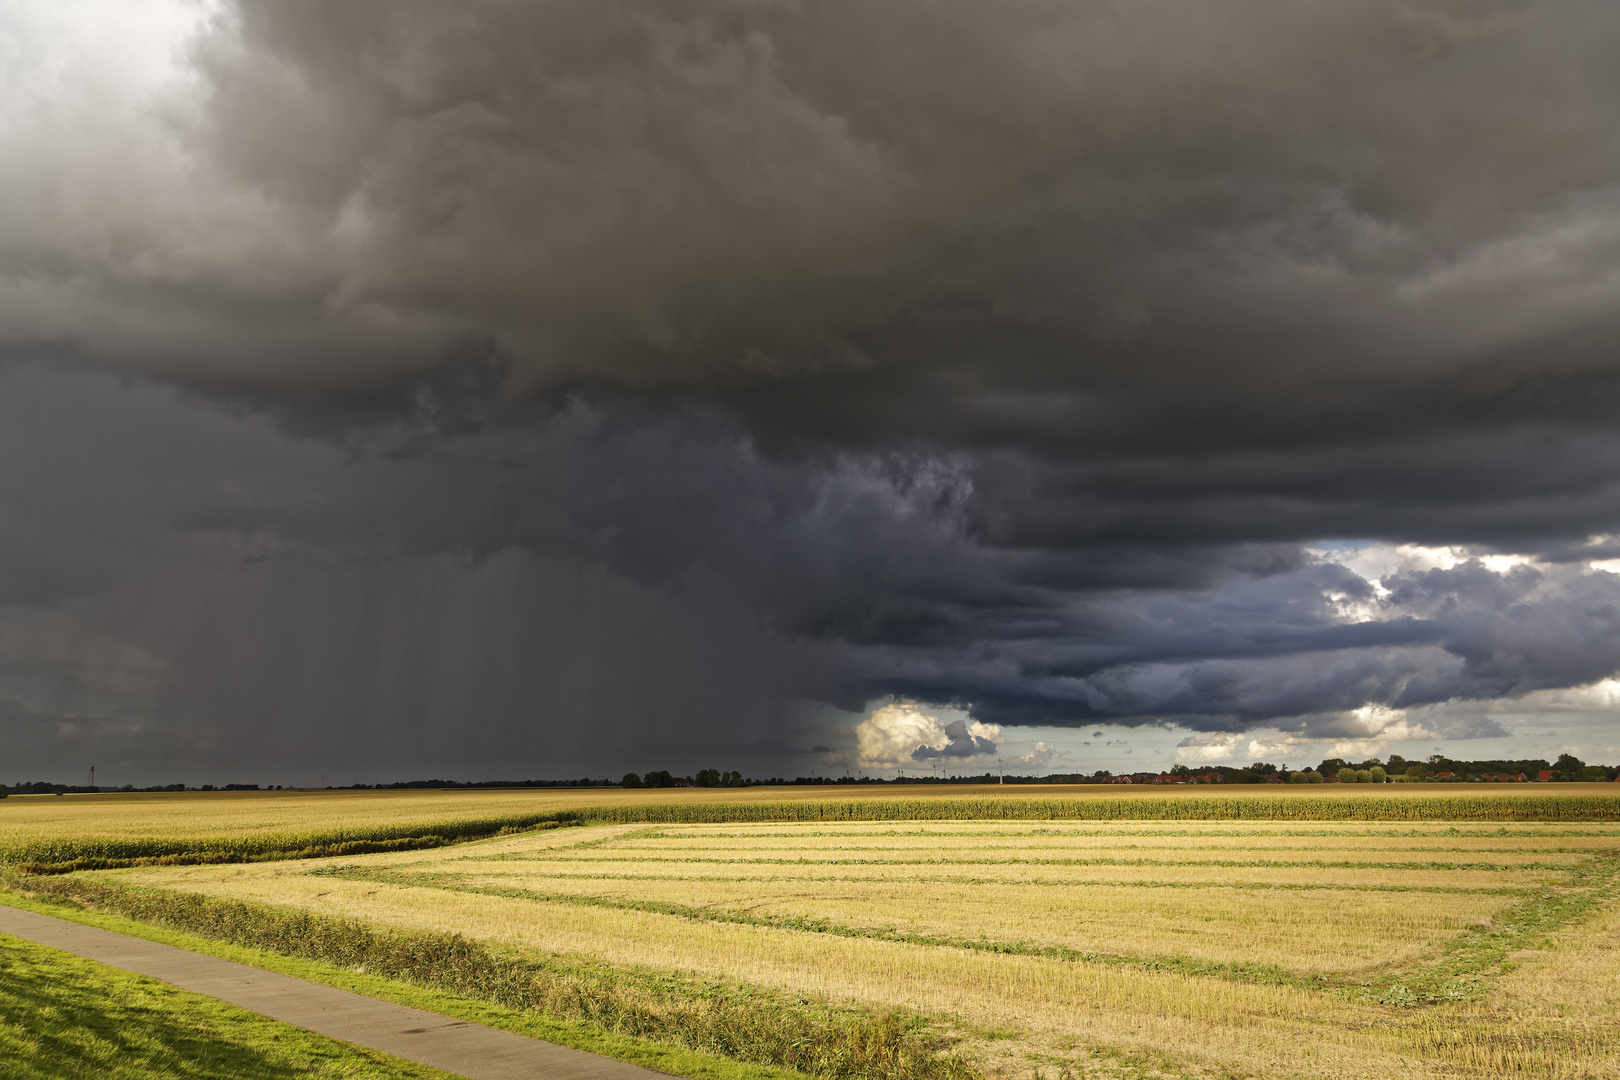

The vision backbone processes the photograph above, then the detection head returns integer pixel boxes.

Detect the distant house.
[1538,770,1555,782]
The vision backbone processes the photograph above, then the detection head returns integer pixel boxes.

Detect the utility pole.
[88,765,95,789]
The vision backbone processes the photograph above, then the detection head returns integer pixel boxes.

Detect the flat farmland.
[86,805,1620,1080]
[3,784,1615,869]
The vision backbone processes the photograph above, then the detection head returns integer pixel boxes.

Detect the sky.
[5,0,1620,787]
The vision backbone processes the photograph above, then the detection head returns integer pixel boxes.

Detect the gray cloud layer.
[4,1,1620,778]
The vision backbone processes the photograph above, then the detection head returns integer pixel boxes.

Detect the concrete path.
[0,903,669,1080]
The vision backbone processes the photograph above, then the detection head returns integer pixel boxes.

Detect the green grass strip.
[0,930,455,1080]
[1349,855,1620,1006]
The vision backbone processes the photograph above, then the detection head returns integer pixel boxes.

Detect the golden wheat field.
[55,789,1614,1080]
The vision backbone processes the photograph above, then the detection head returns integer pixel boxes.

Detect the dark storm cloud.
[0,360,856,783]
[13,0,1620,425]
[4,0,1620,773]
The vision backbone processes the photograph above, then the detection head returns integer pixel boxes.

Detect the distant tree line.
[1080,752,1618,785]
[620,770,747,788]
[2,782,281,796]
[4,752,1613,798]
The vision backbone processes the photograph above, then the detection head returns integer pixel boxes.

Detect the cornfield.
[5,789,1617,872]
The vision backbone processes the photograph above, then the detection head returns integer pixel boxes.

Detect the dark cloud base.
[5,2,1620,778]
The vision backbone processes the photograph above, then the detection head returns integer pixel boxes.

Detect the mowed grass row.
[5,787,1620,871]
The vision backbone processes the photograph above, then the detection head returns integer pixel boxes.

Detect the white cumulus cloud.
[855,702,999,769]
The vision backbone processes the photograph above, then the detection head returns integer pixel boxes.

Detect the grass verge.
[0,932,457,1080]
[0,875,979,1080]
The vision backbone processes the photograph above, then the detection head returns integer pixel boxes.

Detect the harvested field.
[8,789,1620,1079]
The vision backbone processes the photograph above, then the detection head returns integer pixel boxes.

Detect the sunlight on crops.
[2,783,1614,853]
[98,804,1620,1080]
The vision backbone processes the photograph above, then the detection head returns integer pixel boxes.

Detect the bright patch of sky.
[833,691,1620,777]
[1,0,208,114]
[1310,541,1542,598]
[828,537,1620,775]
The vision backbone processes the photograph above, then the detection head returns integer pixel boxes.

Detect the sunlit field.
[6,787,1620,1079]
[3,784,1615,868]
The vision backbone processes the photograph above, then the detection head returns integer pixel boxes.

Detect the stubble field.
[5,787,1620,1079]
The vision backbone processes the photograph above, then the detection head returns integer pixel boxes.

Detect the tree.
[694,769,721,787]
[1369,766,1387,783]
[1289,771,1308,784]
[620,773,642,788]
[1355,769,1372,783]
[1306,771,1324,783]
[1336,767,1357,784]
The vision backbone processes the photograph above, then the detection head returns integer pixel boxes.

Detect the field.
[0,932,452,1080]
[5,786,1620,1079]
[3,785,1617,870]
